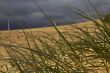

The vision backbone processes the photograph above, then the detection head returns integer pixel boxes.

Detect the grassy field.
[0,20,110,73]
[0,0,110,72]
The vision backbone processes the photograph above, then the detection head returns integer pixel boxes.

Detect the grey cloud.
[0,0,110,30]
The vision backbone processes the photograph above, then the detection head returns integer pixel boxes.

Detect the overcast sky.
[0,0,110,30]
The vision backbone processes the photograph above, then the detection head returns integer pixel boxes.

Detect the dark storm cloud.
[0,0,110,30]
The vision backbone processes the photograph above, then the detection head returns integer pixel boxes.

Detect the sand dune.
[0,21,97,57]
[0,20,104,73]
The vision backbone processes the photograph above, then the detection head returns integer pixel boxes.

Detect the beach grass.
[0,0,110,73]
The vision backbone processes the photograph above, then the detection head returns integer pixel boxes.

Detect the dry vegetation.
[0,0,110,72]
[0,20,110,73]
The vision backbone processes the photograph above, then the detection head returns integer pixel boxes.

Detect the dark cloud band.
[0,0,110,30]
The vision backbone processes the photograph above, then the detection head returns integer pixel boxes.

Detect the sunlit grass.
[0,0,110,73]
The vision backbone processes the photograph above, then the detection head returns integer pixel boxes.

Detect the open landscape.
[0,20,110,73]
[0,0,110,73]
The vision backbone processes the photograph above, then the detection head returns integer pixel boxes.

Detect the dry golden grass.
[0,20,108,73]
[0,21,97,56]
